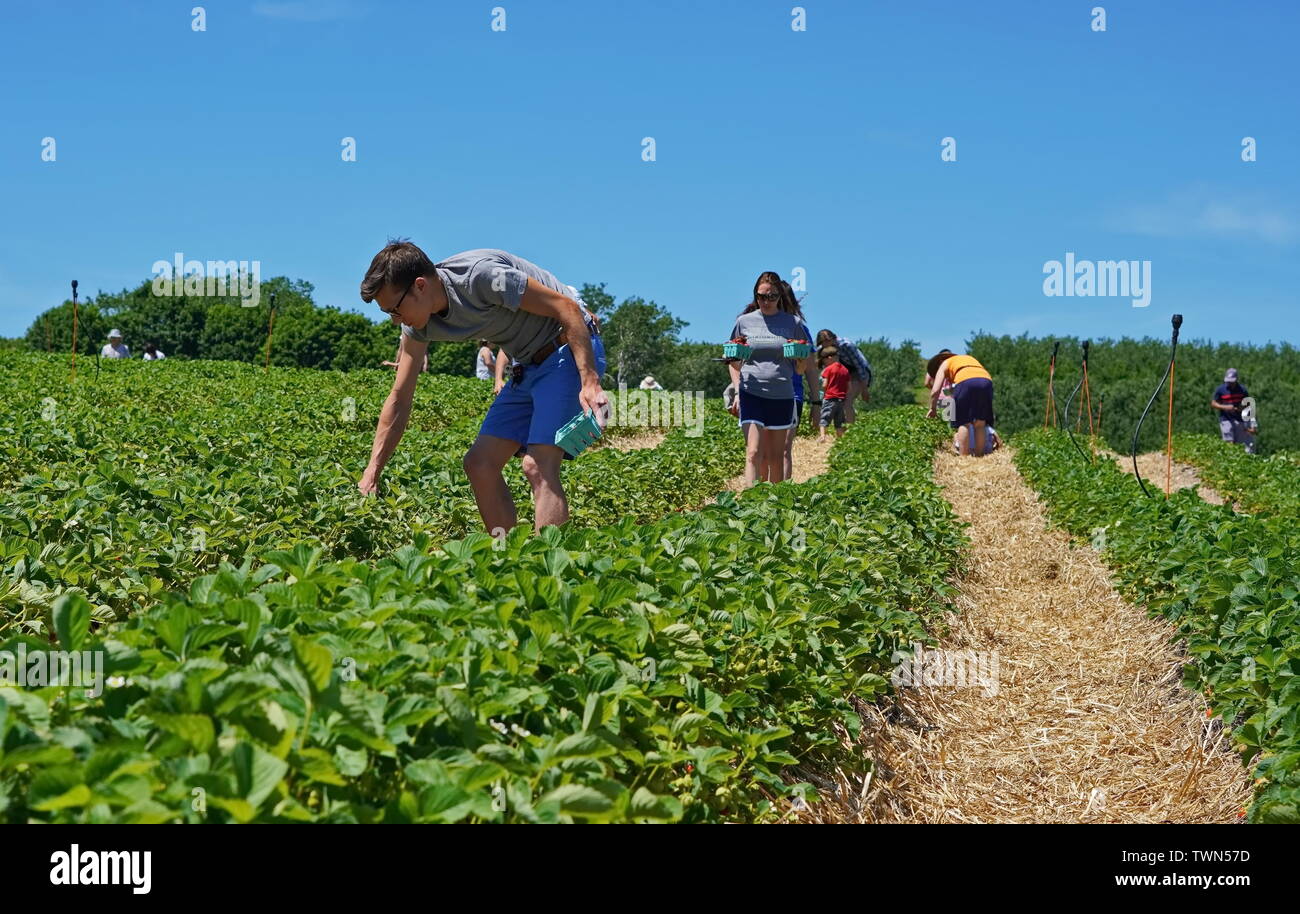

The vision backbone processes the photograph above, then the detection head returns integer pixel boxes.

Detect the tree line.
[19,277,925,412]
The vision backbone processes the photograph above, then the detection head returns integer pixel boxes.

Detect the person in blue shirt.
[1211,368,1256,454]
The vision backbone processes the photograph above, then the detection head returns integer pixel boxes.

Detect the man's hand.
[580,372,610,428]
[358,466,380,496]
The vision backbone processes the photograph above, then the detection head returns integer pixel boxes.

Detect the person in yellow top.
[925,349,994,456]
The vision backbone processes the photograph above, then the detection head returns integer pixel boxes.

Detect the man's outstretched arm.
[359,333,428,495]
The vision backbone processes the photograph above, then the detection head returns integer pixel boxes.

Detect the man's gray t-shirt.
[401,249,574,363]
[729,310,802,399]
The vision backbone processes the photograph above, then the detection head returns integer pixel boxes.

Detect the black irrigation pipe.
[1131,314,1182,498]
[1063,340,1092,463]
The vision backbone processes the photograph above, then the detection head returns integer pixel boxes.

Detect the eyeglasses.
[756,292,781,303]
[381,280,414,316]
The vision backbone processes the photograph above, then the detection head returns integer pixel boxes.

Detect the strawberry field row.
[1172,433,1300,516]
[1014,429,1300,823]
[0,408,965,823]
[1,352,742,629]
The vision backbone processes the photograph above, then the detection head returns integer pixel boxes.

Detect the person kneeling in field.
[357,241,608,533]
[926,349,994,457]
[954,422,999,455]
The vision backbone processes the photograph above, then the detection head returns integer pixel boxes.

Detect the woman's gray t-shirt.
[729,310,803,400]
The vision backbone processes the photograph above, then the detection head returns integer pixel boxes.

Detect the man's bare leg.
[463,434,522,533]
[522,444,569,530]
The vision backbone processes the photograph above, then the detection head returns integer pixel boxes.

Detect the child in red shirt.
[819,348,850,439]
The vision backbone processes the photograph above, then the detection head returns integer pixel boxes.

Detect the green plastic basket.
[722,342,752,360]
[554,410,603,457]
[783,341,812,358]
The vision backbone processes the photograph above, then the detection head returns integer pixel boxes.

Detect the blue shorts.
[738,390,797,430]
[953,377,994,426]
[479,334,607,459]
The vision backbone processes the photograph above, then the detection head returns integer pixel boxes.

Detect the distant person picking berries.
[926,349,994,456]
[1211,368,1256,454]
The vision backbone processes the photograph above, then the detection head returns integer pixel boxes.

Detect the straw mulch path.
[603,429,669,452]
[1107,450,1233,509]
[716,432,836,499]
[849,444,1252,823]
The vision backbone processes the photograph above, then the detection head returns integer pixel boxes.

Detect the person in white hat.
[102,330,130,359]
[638,375,663,390]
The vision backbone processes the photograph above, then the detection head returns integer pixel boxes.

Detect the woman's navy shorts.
[953,377,994,426]
[739,390,797,430]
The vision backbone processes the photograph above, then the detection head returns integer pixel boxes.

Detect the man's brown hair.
[359,239,437,303]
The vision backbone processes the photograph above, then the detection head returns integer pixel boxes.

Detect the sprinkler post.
[1132,315,1183,498]
[69,280,79,381]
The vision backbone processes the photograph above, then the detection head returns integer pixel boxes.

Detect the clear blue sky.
[2,0,1296,358]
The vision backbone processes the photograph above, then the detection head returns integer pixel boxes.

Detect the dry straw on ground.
[799,444,1253,824]
[602,429,670,452]
[1105,448,1234,509]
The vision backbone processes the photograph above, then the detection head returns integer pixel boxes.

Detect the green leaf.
[629,787,683,821]
[537,783,614,816]
[32,783,93,812]
[291,635,333,694]
[52,593,91,652]
[231,742,289,810]
[550,732,614,761]
[291,748,347,787]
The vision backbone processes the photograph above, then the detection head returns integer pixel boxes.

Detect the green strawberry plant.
[0,403,967,823]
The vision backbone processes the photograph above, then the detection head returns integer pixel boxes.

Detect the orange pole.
[263,308,276,372]
[1165,358,1175,496]
[1082,362,1094,437]
[1044,371,1054,429]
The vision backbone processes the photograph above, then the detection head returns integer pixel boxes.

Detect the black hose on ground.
[1063,341,1091,463]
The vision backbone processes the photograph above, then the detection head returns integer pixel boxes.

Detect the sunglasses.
[381,280,414,316]
[756,292,781,303]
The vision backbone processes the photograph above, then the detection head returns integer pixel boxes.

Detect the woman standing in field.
[926,349,994,456]
[726,272,809,485]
